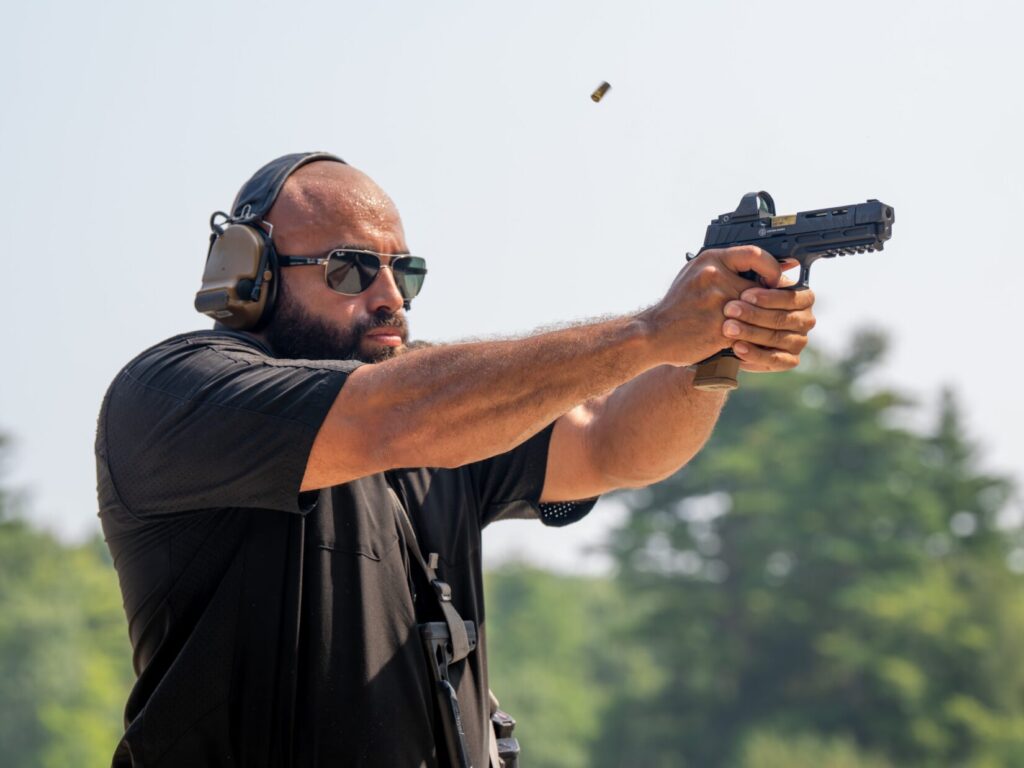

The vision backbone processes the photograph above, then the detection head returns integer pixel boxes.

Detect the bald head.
[255,159,413,363]
[265,161,407,257]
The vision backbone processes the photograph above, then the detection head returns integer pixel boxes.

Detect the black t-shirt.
[96,330,596,767]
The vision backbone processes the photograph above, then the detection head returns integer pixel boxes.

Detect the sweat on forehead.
[267,161,399,232]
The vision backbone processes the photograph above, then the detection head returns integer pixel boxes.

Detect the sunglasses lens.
[324,251,428,299]
[325,251,381,294]
[392,257,427,299]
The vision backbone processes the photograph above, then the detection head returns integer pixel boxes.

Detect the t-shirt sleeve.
[470,423,599,528]
[99,335,360,517]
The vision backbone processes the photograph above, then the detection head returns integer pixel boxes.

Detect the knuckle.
[775,353,796,370]
[742,305,764,324]
[769,328,789,348]
[775,332,802,354]
[697,264,719,283]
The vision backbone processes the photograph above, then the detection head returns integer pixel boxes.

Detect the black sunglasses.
[277,248,427,300]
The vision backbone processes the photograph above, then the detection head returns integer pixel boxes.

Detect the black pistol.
[690,191,895,391]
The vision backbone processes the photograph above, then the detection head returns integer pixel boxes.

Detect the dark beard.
[265,280,409,363]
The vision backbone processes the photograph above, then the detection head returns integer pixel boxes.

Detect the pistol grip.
[693,349,741,391]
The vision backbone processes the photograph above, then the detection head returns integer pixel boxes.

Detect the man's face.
[261,162,413,363]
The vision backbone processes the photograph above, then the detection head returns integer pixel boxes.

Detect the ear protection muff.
[194,151,347,331]
[194,215,279,330]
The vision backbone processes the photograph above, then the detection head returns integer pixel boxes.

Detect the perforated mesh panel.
[537,500,595,528]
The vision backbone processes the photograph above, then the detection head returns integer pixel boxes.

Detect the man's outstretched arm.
[540,272,817,501]
[302,247,793,491]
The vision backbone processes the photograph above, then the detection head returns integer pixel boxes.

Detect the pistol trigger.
[794,262,812,290]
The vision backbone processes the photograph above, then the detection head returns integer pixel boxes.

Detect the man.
[96,152,815,767]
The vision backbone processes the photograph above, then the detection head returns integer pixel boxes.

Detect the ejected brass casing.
[590,81,611,102]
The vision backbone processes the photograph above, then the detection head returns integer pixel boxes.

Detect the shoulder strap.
[392,494,473,664]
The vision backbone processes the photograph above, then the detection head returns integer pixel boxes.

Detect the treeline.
[3,331,1023,766]
[0,467,134,768]
[487,331,1024,767]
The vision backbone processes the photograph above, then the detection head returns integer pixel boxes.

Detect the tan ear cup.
[194,225,273,330]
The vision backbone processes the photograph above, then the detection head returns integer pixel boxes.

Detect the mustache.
[366,313,406,331]
[360,311,408,340]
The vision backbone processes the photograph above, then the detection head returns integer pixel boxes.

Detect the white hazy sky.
[2,0,1021,573]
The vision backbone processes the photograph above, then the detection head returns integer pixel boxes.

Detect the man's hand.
[640,245,808,367]
[721,263,816,373]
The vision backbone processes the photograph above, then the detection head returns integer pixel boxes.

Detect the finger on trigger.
[718,245,783,288]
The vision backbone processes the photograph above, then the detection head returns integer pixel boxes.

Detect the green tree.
[739,728,894,768]
[594,331,1023,767]
[0,437,134,768]
[485,563,657,768]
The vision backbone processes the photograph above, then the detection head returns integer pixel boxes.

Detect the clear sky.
[2,0,1021,572]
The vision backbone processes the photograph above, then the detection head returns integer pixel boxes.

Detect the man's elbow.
[595,447,704,491]
[598,465,684,491]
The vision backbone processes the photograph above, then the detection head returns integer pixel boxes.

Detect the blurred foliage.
[592,330,1024,767]
[0,437,134,768]
[738,729,894,768]
[488,331,1024,767]
[4,329,1024,767]
[484,563,659,768]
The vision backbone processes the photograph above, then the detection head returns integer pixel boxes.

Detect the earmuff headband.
[230,151,348,223]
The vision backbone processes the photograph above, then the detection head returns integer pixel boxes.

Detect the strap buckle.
[432,578,453,602]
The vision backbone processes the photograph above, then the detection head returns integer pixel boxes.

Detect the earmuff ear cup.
[194,224,275,330]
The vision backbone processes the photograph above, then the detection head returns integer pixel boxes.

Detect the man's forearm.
[585,365,727,488]
[312,315,662,485]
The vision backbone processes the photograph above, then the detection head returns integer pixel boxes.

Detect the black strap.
[390,491,472,664]
[229,152,347,221]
